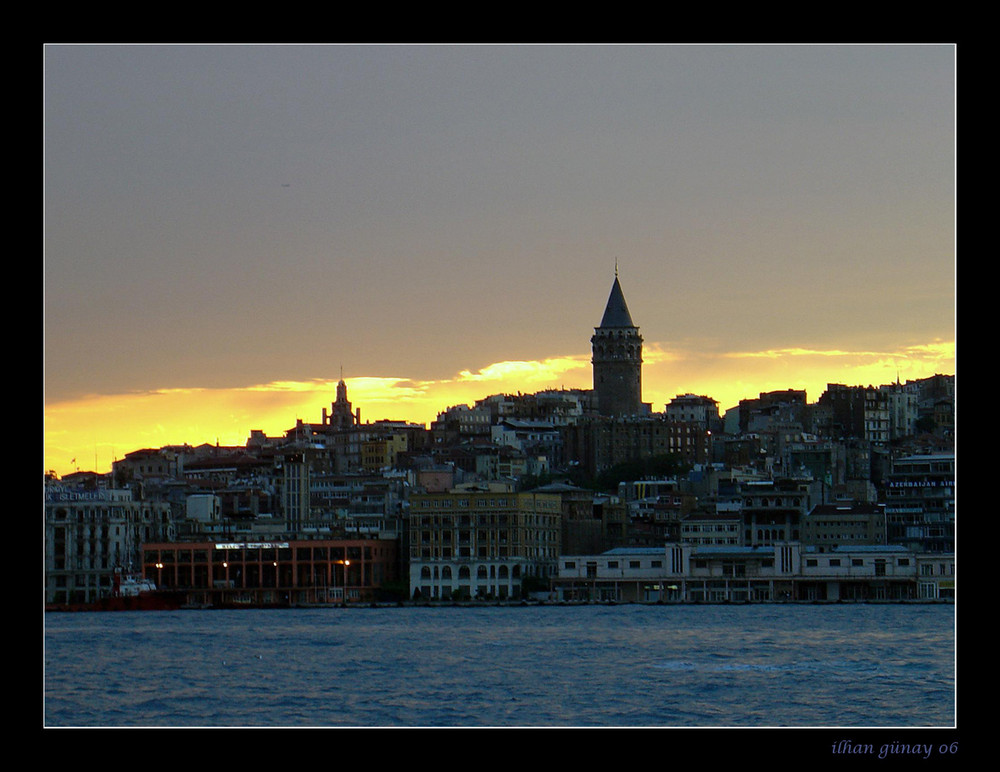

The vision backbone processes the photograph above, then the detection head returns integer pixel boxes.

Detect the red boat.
[47,570,186,612]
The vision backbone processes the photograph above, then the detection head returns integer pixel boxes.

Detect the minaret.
[591,266,643,416]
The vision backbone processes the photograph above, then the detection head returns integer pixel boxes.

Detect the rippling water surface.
[44,604,955,728]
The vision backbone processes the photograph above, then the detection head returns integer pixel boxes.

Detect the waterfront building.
[141,537,400,606]
[552,542,949,603]
[554,543,800,602]
[555,547,674,602]
[915,552,956,600]
[408,489,562,600]
[45,482,174,605]
[798,545,924,601]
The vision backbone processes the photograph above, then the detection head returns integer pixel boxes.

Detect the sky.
[43,43,956,477]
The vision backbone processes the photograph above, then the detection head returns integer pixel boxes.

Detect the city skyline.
[43,43,956,477]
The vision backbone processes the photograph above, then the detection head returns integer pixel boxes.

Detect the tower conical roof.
[599,275,635,328]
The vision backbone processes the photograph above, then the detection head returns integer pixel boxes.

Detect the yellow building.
[361,432,408,472]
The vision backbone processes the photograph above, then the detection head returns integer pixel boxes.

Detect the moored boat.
[46,570,185,612]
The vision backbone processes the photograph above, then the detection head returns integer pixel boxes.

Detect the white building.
[879,382,919,440]
[186,494,221,522]
[552,542,952,603]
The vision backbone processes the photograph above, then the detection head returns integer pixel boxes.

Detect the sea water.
[43,603,955,728]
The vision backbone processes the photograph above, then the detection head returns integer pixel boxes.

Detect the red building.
[141,538,400,607]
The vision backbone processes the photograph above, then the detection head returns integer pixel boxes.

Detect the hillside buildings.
[44,270,955,607]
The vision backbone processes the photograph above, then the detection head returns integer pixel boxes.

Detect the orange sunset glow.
[43,339,954,478]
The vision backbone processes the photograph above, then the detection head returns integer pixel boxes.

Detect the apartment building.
[45,483,174,605]
[408,489,561,600]
[664,393,722,431]
[883,452,955,553]
[562,414,712,476]
[679,508,742,547]
[817,384,891,445]
[800,502,888,551]
[740,478,811,547]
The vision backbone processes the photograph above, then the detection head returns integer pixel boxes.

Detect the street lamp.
[335,559,351,602]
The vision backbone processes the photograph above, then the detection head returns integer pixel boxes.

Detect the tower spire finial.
[615,257,619,278]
